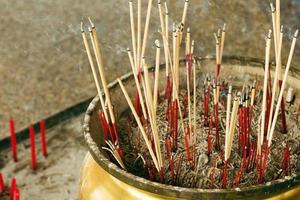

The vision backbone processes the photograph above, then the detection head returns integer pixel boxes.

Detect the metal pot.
[80,56,300,199]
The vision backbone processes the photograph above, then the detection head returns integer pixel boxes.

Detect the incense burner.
[80,56,300,199]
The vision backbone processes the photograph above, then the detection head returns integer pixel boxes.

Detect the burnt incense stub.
[84,57,300,199]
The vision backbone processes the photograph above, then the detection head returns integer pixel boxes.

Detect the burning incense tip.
[222,23,226,32]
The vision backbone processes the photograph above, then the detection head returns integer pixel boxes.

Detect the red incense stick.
[9,177,16,200]
[0,173,4,193]
[14,188,20,200]
[222,160,228,189]
[39,120,47,157]
[29,125,37,170]
[278,80,287,133]
[9,118,18,162]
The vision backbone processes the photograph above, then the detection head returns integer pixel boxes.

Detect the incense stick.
[129,0,137,71]
[226,93,240,160]
[118,78,160,171]
[140,0,153,66]
[137,0,142,71]
[267,27,283,140]
[220,23,226,64]
[268,29,299,147]
[127,48,148,119]
[260,30,272,146]
[81,23,108,122]
[153,40,161,115]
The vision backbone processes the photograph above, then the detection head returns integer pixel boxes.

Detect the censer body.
[80,57,300,200]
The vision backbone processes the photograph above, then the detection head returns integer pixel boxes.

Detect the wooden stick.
[165,2,169,76]
[220,23,226,64]
[276,0,283,81]
[260,30,272,146]
[142,59,163,169]
[270,3,278,64]
[267,27,283,140]
[129,0,137,72]
[226,93,240,160]
[81,24,108,122]
[140,0,153,66]
[127,48,148,120]
[181,0,189,30]
[225,85,233,149]
[158,0,169,77]
[153,40,161,115]
[268,30,298,147]
[186,28,191,56]
[88,26,116,126]
[118,78,160,171]
[137,0,141,71]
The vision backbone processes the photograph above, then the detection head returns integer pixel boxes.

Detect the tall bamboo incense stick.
[268,29,298,147]
[129,0,137,71]
[142,59,163,168]
[226,93,240,160]
[267,26,283,140]
[260,30,272,146]
[220,23,226,64]
[81,23,109,124]
[137,0,141,70]
[88,23,119,142]
[153,40,161,115]
[158,0,169,77]
[225,86,233,148]
[140,0,153,66]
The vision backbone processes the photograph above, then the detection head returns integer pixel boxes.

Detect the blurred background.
[0,0,299,199]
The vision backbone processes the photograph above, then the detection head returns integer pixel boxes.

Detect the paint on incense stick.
[9,178,16,200]
[0,173,4,193]
[29,125,37,170]
[9,118,17,162]
[39,120,47,157]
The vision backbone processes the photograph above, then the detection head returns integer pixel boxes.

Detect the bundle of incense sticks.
[82,0,299,188]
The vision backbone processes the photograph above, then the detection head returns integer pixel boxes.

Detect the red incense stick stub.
[9,118,18,162]
[40,120,47,157]
[29,125,37,170]
[14,188,20,200]
[0,173,4,193]
[9,177,16,200]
